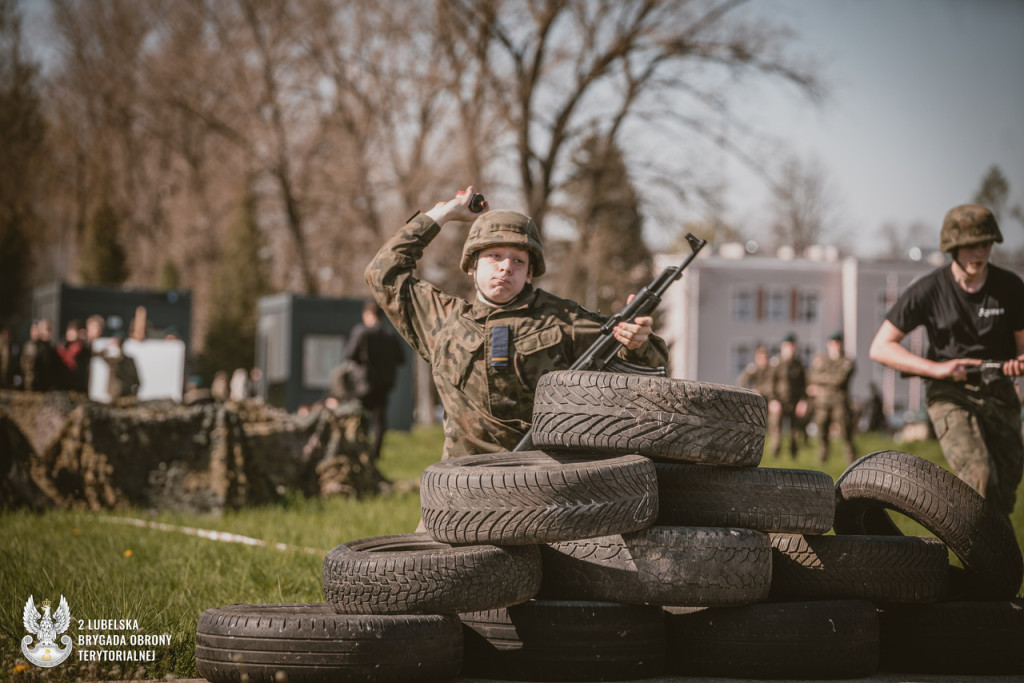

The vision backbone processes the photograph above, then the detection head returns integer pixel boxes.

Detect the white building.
[658,244,944,425]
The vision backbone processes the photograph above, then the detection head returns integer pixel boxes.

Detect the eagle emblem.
[22,595,73,668]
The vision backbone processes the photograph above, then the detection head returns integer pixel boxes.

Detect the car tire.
[530,370,766,465]
[322,533,541,614]
[539,525,771,606]
[664,599,879,679]
[878,599,1024,674]
[460,599,665,681]
[655,462,835,533]
[420,450,657,545]
[195,603,462,683]
[770,533,949,603]
[834,450,1023,598]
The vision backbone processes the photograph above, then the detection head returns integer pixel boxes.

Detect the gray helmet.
[460,210,546,276]
[939,204,1003,253]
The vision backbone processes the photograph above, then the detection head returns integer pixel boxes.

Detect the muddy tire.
[420,450,657,545]
[530,370,766,465]
[460,600,665,681]
[195,603,462,683]
[322,533,541,614]
[834,450,1023,598]
[539,525,771,606]
[656,462,835,533]
[878,599,1024,674]
[770,533,949,603]
[664,599,879,679]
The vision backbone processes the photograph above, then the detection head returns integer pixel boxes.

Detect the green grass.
[2,425,1022,682]
[0,426,442,683]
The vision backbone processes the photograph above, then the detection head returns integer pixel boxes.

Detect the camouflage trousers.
[926,380,1023,517]
[813,396,856,463]
[768,406,807,458]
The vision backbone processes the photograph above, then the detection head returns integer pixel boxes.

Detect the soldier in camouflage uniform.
[736,344,774,400]
[767,333,808,459]
[366,186,668,460]
[870,204,1024,516]
[807,331,857,463]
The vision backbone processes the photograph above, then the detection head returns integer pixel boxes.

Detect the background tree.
[13,0,826,384]
[442,0,823,235]
[200,181,269,381]
[971,164,1024,266]
[78,198,130,285]
[972,164,1010,220]
[874,219,930,262]
[769,154,842,254]
[557,135,652,314]
[0,0,46,323]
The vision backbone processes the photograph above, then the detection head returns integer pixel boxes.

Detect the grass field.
[2,426,1022,682]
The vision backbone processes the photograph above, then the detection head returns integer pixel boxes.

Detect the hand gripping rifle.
[900,360,1006,386]
[513,232,707,451]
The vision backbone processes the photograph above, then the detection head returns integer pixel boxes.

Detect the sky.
[707,0,1024,258]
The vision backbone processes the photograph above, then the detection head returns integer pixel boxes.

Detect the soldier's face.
[471,246,533,304]
[955,241,993,277]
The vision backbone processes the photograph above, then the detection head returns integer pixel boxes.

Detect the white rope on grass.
[100,516,328,556]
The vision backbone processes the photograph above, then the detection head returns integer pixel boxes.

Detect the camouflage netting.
[0,390,382,513]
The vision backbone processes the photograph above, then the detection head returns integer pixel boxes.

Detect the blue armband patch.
[490,326,510,367]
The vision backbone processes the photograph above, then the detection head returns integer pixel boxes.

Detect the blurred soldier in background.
[768,332,807,459]
[737,344,774,400]
[0,325,13,389]
[103,332,140,400]
[345,298,406,461]
[870,204,1024,516]
[21,319,59,392]
[808,331,857,463]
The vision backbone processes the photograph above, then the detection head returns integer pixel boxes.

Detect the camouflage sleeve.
[364,214,463,363]
[619,331,669,368]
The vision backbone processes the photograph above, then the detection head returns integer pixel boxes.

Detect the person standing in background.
[768,332,808,459]
[57,319,91,393]
[737,344,775,401]
[103,332,140,401]
[345,299,406,461]
[807,331,857,463]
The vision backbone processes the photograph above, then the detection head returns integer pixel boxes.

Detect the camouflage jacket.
[737,364,774,400]
[770,356,806,409]
[366,213,669,459]
[808,354,855,403]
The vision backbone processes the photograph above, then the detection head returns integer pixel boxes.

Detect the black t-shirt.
[886,263,1024,362]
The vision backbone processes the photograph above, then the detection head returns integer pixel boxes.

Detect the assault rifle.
[900,360,1005,386]
[513,232,707,452]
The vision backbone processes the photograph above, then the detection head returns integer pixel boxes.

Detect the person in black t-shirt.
[869,204,1024,516]
[345,298,406,461]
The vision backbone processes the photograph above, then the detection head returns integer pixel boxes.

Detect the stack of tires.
[195,370,1024,682]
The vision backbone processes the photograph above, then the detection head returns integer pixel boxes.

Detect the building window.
[765,289,788,322]
[796,290,819,323]
[732,288,755,321]
[732,342,755,378]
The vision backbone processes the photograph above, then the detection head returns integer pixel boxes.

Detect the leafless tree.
[439,0,824,235]
[873,219,930,262]
[768,154,842,254]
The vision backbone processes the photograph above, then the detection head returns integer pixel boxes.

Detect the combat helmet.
[460,210,546,276]
[939,204,1003,253]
